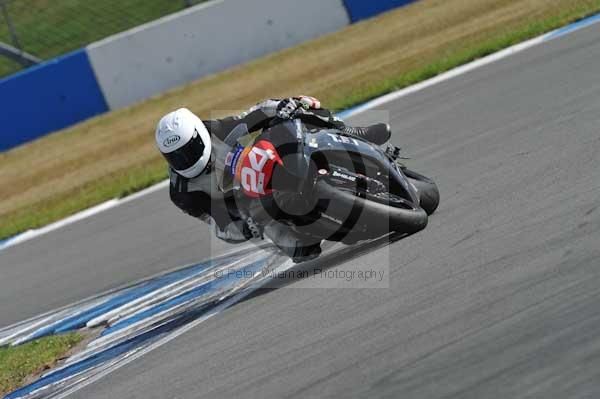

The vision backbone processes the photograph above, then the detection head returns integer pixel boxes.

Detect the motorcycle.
[213,115,439,257]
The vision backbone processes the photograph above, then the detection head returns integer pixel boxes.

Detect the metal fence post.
[0,0,22,50]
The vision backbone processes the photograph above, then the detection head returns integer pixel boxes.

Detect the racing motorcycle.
[213,115,439,253]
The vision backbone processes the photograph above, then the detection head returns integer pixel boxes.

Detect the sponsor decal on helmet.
[163,135,181,148]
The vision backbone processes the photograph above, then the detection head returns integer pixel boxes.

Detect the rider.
[155,96,391,262]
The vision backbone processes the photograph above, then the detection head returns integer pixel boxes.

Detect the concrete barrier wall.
[87,0,350,110]
[343,0,417,23]
[0,50,108,151]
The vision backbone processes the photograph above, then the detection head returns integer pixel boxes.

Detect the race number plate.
[232,140,283,198]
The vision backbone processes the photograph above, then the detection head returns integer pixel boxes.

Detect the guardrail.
[87,0,350,110]
[0,49,108,151]
[342,0,417,22]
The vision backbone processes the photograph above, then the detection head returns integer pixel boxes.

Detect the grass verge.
[0,333,83,396]
[1,0,600,239]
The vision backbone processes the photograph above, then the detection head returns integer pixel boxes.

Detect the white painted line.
[91,254,270,346]
[543,13,600,41]
[52,259,295,399]
[0,290,119,336]
[9,297,112,347]
[86,271,207,328]
[0,294,116,347]
[4,11,600,253]
[0,199,118,252]
[0,316,56,347]
[100,274,210,328]
[66,251,278,368]
[0,180,169,253]
[87,300,201,350]
[116,179,169,205]
[85,250,256,328]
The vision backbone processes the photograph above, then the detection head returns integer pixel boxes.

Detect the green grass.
[1,160,168,238]
[0,0,206,78]
[0,333,83,396]
[2,0,600,240]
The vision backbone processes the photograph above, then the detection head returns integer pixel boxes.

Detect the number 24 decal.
[241,147,270,194]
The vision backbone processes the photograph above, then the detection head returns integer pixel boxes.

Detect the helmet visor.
[162,130,206,171]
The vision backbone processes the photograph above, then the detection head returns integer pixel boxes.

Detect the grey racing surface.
[4,23,600,398]
[0,187,236,327]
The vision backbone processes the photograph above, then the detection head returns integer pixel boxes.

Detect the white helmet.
[156,108,212,178]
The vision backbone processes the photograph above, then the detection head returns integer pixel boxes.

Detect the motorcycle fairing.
[234,140,283,198]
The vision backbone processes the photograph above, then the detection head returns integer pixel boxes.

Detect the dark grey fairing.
[259,120,419,199]
[262,120,420,203]
[305,129,420,203]
[237,120,431,242]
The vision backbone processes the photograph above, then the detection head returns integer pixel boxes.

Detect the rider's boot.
[341,123,391,146]
[263,222,322,263]
[287,243,322,264]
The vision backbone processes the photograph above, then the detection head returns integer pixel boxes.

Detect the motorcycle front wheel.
[314,180,428,241]
[402,168,439,216]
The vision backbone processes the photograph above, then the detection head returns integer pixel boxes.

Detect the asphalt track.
[2,22,600,399]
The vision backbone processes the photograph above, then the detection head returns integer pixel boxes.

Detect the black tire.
[403,168,439,216]
[314,180,428,240]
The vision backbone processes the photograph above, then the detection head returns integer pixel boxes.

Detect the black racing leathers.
[169,99,344,251]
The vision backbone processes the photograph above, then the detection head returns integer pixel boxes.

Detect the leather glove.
[296,95,321,110]
[276,98,300,119]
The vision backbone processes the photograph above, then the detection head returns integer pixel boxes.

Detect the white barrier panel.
[87,0,350,110]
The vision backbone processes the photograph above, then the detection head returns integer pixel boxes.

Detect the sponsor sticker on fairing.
[332,170,357,182]
[236,140,282,198]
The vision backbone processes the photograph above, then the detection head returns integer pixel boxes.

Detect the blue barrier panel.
[0,50,108,151]
[343,0,417,23]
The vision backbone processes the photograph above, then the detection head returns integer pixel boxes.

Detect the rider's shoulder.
[169,167,213,194]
